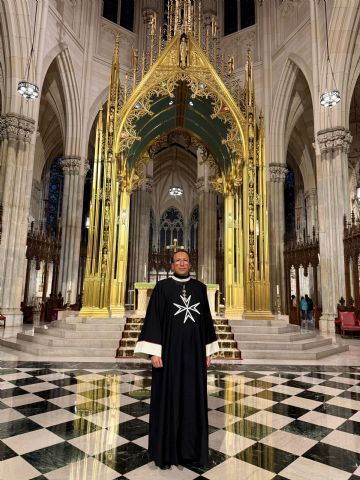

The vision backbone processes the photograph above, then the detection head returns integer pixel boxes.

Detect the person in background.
[305,294,314,326]
[300,296,308,327]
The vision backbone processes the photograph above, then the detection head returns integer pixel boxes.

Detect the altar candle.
[276,284,279,295]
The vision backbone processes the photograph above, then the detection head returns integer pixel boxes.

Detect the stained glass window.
[47,157,64,234]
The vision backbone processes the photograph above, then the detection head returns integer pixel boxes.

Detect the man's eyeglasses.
[173,259,190,264]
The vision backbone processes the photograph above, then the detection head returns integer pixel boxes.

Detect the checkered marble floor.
[0,362,359,480]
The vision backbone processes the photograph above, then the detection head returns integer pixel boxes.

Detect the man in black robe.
[134,250,219,469]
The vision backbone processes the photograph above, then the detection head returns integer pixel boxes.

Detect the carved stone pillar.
[58,157,88,303]
[128,178,152,289]
[0,113,36,325]
[316,127,352,333]
[268,163,287,312]
[197,148,217,284]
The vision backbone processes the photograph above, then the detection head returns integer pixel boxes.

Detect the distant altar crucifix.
[166,238,184,255]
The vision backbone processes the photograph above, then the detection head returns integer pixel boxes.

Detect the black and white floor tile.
[0,362,359,479]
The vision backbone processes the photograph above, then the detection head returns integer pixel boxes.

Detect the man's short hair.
[171,249,190,263]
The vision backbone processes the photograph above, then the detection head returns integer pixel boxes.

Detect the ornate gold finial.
[168,0,200,39]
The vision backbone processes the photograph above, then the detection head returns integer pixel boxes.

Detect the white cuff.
[206,340,220,356]
[133,340,162,359]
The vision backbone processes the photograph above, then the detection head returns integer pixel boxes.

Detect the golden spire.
[167,0,201,39]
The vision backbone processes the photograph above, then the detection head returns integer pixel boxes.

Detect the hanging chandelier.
[17,0,40,100]
[17,81,40,100]
[169,186,184,196]
[320,89,340,108]
[319,0,340,108]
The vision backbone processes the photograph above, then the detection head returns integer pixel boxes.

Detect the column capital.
[144,178,153,193]
[132,177,153,194]
[317,127,352,155]
[269,163,288,183]
[60,156,81,175]
[0,113,35,142]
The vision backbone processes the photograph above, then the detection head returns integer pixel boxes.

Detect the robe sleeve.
[202,284,220,356]
[134,283,164,359]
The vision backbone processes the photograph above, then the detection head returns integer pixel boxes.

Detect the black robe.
[134,277,219,468]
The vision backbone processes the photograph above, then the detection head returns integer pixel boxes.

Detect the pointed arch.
[116,35,246,176]
[56,48,81,155]
[0,0,32,112]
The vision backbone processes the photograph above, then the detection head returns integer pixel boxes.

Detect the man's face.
[172,251,191,277]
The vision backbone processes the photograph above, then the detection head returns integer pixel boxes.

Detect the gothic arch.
[56,49,81,155]
[271,56,315,188]
[0,0,31,112]
[115,35,246,177]
[270,58,302,164]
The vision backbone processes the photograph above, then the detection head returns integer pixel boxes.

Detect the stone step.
[126,318,144,324]
[214,325,232,333]
[17,333,119,349]
[51,322,125,331]
[34,327,122,339]
[230,325,299,334]
[213,349,242,359]
[119,339,137,348]
[241,344,349,360]
[122,331,142,339]
[213,319,231,325]
[58,316,125,325]
[0,338,117,357]
[217,340,238,349]
[215,333,234,340]
[233,332,315,342]
[229,320,291,327]
[236,337,332,351]
[123,325,143,332]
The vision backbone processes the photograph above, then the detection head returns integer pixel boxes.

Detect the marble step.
[116,346,242,360]
[0,338,117,357]
[236,337,332,351]
[123,324,143,332]
[242,344,349,360]
[213,349,242,359]
[57,317,125,325]
[17,333,119,348]
[233,332,315,342]
[34,327,122,339]
[229,320,292,327]
[214,326,232,333]
[213,319,231,325]
[230,325,299,334]
[51,321,125,331]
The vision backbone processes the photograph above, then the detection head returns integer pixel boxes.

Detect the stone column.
[197,151,217,284]
[316,127,352,333]
[58,157,88,304]
[0,113,36,325]
[128,178,152,289]
[268,163,287,312]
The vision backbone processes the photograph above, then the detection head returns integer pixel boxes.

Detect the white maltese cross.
[173,295,200,323]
